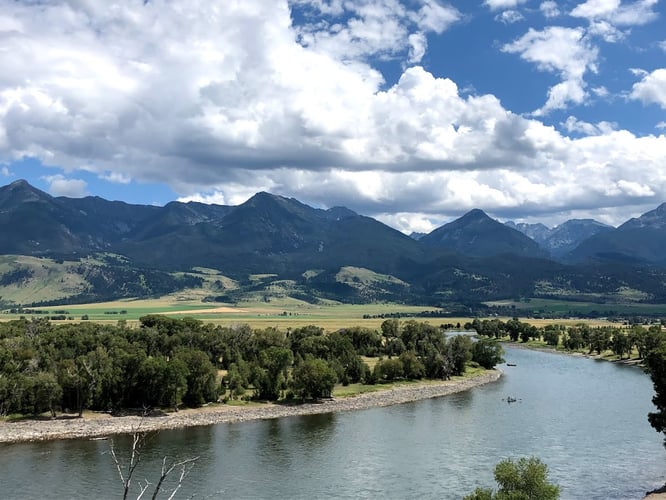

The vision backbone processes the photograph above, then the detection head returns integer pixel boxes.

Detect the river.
[1,346,665,499]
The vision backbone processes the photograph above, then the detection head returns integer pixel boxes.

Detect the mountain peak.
[461,208,490,220]
[9,179,30,188]
[621,203,666,230]
[420,208,546,258]
[0,179,52,207]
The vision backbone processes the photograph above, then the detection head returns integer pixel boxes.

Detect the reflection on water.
[1,347,665,499]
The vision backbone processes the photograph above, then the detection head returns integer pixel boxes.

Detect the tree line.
[0,317,504,417]
[467,317,664,360]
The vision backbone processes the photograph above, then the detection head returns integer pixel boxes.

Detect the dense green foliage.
[646,339,666,448]
[464,457,560,500]
[467,318,665,361]
[0,317,501,416]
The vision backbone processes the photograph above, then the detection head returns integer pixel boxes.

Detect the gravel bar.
[0,370,501,444]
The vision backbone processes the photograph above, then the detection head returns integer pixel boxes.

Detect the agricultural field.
[0,295,452,330]
[486,297,666,317]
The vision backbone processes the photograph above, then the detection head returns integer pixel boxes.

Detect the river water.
[1,347,665,499]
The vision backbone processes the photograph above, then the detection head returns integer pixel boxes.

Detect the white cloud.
[42,175,88,197]
[375,212,440,234]
[178,191,228,206]
[0,0,665,233]
[503,27,598,114]
[571,0,622,18]
[570,0,659,26]
[586,20,626,42]
[657,121,666,129]
[592,86,609,97]
[539,1,561,18]
[660,40,666,52]
[407,32,427,64]
[495,10,524,24]
[484,0,529,11]
[101,171,132,184]
[292,0,459,63]
[412,0,461,33]
[562,116,617,135]
[1,165,10,176]
[630,68,666,108]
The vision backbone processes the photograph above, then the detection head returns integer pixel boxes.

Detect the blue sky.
[1,0,665,232]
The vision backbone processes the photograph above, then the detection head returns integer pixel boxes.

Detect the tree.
[646,340,666,447]
[399,350,425,379]
[224,360,250,399]
[373,357,403,381]
[251,346,293,400]
[446,335,473,376]
[109,425,198,500]
[464,457,560,500]
[380,319,400,339]
[472,339,505,369]
[611,331,631,359]
[175,349,218,407]
[290,358,337,400]
[542,326,560,347]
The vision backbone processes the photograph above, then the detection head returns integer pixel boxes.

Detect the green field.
[0,295,450,330]
[485,297,666,316]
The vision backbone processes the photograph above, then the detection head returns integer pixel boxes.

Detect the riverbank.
[0,370,501,444]
[502,340,645,365]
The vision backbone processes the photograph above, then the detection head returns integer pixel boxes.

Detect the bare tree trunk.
[108,418,198,500]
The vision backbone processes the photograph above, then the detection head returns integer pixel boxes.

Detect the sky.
[0,0,665,233]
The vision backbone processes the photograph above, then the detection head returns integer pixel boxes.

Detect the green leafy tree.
[380,319,400,339]
[472,339,505,369]
[464,457,560,500]
[251,346,293,400]
[224,359,250,399]
[542,326,560,347]
[373,357,404,381]
[646,339,666,447]
[290,358,337,400]
[446,335,473,376]
[611,331,631,359]
[175,349,218,407]
[399,350,425,379]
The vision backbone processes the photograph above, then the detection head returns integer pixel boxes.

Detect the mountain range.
[2,179,666,308]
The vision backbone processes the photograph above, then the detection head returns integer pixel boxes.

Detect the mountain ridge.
[3,179,666,307]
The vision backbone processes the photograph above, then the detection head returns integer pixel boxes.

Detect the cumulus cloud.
[484,0,528,11]
[495,10,524,24]
[42,175,88,197]
[630,68,666,108]
[292,0,459,64]
[0,0,665,231]
[100,171,132,184]
[502,27,598,114]
[562,116,617,135]
[570,0,659,26]
[540,1,561,18]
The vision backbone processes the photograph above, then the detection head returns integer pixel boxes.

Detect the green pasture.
[485,297,666,316]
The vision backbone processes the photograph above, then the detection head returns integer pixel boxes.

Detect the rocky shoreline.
[0,370,501,444]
